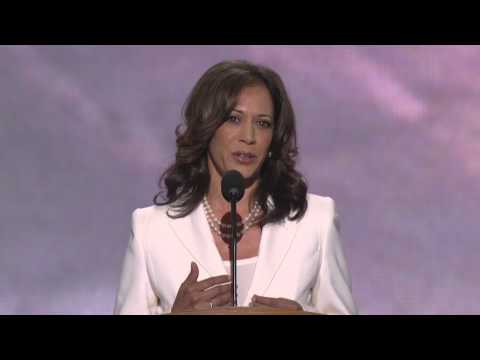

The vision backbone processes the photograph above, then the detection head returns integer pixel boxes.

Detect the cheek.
[209,132,230,159]
[211,128,235,149]
[260,133,273,154]
[208,139,220,160]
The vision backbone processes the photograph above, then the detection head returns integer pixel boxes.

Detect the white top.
[222,257,258,306]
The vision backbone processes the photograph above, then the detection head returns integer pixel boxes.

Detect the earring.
[268,151,272,158]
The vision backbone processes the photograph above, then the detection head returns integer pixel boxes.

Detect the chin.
[225,167,254,178]
[230,168,262,188]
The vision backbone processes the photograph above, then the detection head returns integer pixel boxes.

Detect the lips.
[232,151,257,160]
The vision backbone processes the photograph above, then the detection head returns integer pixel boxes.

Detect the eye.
[227,114,241,123]
[257,119,272,128]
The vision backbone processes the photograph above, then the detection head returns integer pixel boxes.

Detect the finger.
[250,301,274,309]
[194,274,231,291]
[211,290,233,307]
[252,295,277,307]
[253,295,299,309]
[277,297,303,310]
[183,262,199,286]
[192,288,232,310]
[199,282,232,302]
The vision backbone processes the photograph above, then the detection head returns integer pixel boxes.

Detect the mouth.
[232,151,257,164]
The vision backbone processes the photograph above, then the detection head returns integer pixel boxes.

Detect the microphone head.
[221,170,245,202]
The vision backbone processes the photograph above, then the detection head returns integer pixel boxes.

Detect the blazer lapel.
[243,216,300,306]
[165,203,227,279]
[165,200,301,307]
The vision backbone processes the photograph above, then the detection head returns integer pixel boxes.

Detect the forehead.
[233,84,273,115]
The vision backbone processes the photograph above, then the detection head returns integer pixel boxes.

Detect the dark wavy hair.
[153,60,308,225]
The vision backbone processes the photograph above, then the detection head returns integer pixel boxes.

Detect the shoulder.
[299,193,341,245]
[130,204,170,230]
[296,193,338,232]
[305,193,336,217]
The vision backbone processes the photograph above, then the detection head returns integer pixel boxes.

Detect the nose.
[240,120,256,145]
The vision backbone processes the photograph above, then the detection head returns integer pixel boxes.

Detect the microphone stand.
[230,199,238,307]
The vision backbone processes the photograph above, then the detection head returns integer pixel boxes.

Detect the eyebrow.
[232,108,273,119]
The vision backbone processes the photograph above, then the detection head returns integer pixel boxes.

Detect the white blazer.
[114,193,357,315]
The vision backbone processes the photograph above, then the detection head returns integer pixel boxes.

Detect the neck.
[207,169,259,218]
[207,178,259,216]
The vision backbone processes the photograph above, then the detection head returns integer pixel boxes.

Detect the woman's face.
[207,84,274,184]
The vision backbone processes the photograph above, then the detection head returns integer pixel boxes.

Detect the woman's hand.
[171,262,232,313]
[250,295,303,311]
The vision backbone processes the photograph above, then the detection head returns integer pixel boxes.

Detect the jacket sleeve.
[114,209,164,315]
[304,199,358,315]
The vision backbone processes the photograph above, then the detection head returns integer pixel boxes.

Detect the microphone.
[221,170,245,202]
[221,170,245,307]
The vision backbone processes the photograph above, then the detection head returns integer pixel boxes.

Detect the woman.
[114,60,357,314]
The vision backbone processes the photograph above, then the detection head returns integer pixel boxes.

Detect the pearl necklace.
[202,195,261,239]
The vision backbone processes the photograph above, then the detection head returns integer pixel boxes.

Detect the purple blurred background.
[1,45,479,314]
